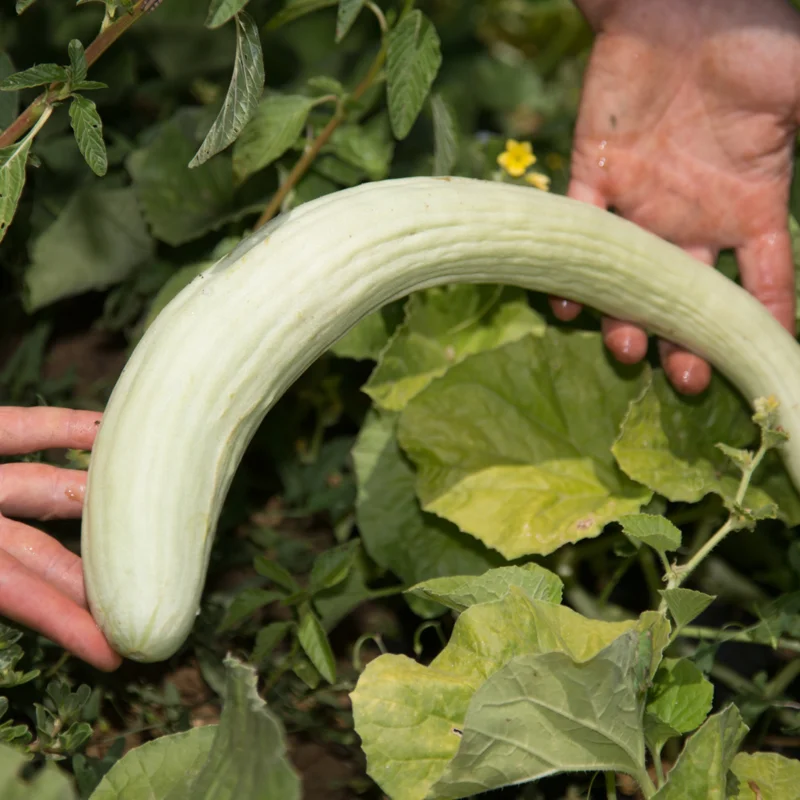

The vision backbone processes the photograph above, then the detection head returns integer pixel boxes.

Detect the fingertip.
[602,318,649,364]
[659,341,711,395]
[550,296,583,321]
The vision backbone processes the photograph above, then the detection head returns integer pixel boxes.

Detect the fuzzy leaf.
[386,10,442,139]
[69,95,107,176]
[352,410,503,589]
[0,63,67,90]
[191,12,264,167]
[651,705,747,799]
[232,94,316,182]
[620,514,681,556]
[431,93,458,175]
[336,0,366,41]
[205,0,251,28]
[408,564,563,612]
[399,331,652,558]
[659,588,715,632]
[25,186,153,310]
[0,136,33,245]
[67,39,87,83]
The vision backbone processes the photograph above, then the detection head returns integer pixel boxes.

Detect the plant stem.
[255,45,387,229]
[0,0,152,148]
[765,657,800,700]
[667,438,769,592]
[681,625,800,654]
[605,771,617,800]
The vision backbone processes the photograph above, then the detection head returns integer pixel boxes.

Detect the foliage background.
[1,1,799,798]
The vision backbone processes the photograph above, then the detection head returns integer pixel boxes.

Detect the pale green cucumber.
[82,177,800,661]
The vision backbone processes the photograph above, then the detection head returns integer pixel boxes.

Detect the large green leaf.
[232,94,316,182]
[730,752,800,799]
[351,591,640,800]
[431,631,651,798]
[0,743,76,799]
[399,330,652,558]
[190,12,265,167]
[91,657,299,800]
[651,705,747,799]
[408,563,563,612]
[24,186,154,311]
[127,111,235,246]
[352,410,504,588]
[89,728,216,799]
[365,285,545,411]
[386,10,442,139]
[612,371,800,522]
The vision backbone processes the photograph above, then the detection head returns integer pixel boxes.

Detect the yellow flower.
[497,139,536,178]
[525,172,551,192]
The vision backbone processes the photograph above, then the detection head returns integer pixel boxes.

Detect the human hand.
[0,407,121,671]
[559,0,800,394]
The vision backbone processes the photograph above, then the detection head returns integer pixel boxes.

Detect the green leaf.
[0,64,68,90]
[352,410,503,589]
[329,303,403,361]
[431,93,458,176]
[431,631,651,798]
[326,114,394,181]
[232,94,316,182]
[206,0,251,28]
[0,742,77,799]
[0,136,33,245]
[399,330,652,558]
[651,705,747,799]
[365,284,545,411]
[659,588,715,632]
[67,40,87,84]
[24,186,153,310]
[612,371,800,523]
[127,111,235,246]
[15,0,37,13]
[266,0,337,29]
[309,540,359,593]
[619,514,681,556]
[336,0,366,42]
[253,555,301,592]
[191,12,265,167]
[644,657,714,754]
[92,657,299,799]
[297,610,336,683]
[217,588,281,632]
[252,622,293,666]
[351,591,641,799]
[386,10,442,139]
[408,563,563,612]
[69,95,107,176]
[177,657,300,799]
[729,752,800,799]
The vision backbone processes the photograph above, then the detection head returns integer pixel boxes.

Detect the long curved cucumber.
[82,177,800,661]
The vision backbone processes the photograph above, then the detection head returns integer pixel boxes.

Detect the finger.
[550,178,610,322]
[659,245,718,395]
[0,463,87,520]
[736,229,796,336]
[0,548,120,671]
[0,407,102,456]
[0,516,86,607]
[602,317,649,364]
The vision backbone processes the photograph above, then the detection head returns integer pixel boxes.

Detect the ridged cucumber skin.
[82,177,800,661]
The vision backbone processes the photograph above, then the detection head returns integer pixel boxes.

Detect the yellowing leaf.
[730,751,800,799]
[399,330,652,558]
